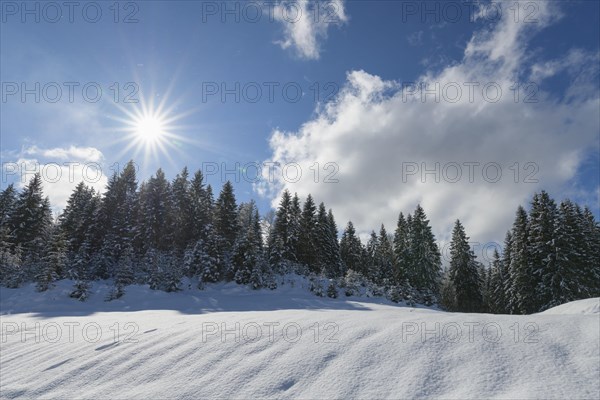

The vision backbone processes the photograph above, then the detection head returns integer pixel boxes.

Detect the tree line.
[0,161,598,313]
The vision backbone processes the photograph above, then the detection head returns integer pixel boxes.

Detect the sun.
[110,92,199,166]
[134,115,165,143]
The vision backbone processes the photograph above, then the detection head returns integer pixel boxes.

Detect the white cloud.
[5,146,109,214]
[259,1,599,252]
[23,145,104,163]
[407,30,423,47]
[273,0,348,60]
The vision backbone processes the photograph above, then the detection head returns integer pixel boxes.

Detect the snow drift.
[540,297,600,315]
[1,281,599,399]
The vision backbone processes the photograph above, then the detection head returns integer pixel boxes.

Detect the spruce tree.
[326,209,343,277]
[542,200,586,309]
[528,191,558,311]
[69,245,91,301]
[365,230,379,282]
[36,227,67,292]
[96,161,138,278]
[489,248,507,314]
[508,206,532,314]
[0,184,17,246]
[114,245,135,294]
[269,190,294,264]
[373,225,394,285]
[580,207,600,296]
[213,181,239,248]
[393,212,411,284]
[60,182,96,256]
[408,205,442,296]
[189,170,210,242]
[11,174,53,258]
[502,231,516,313]
[139,168,173,253]
[297,194,318,273]
[315,203,342,278]
[340,221,364,275]
[171,167,194,252]
[194,226,222,284]
[233,203,264,286]
[448,220,482,312]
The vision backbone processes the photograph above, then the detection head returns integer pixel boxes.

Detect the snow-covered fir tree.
[297,194,318,273]
[407,205,442,297]
[340,221,365,276]
[448,220,482,312]
[393,212,411,284]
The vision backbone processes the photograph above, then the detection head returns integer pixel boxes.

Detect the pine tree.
[508,206,532,314]
[340,221,364,275]
[193,226,222,285]
[113,245,135,297]
[60,182,97,256]
[0,184,17,246]
[0,185,18,284]
[171,167,194,252]
[479,262,491,313]
[407,205,442,296]
[69,246,91,301]
[502,231,516,313]
[528,191,558,311]
[144,248,161,290]
[297,194,318,273]
[439,268,457,311]
[373,225,394,285]
[269,190,295,266]
[96,161,138,278]
[489,248,507,313]
[163,252,182,292]
[233,203,264,286]
[542,200,586,309]
[138,168,173,253]
[189,170,211,242]
[448,220,482,312]
[11,174,53,261]
[365,230,378,281]
[393,212,411,284]
[327,280,339,298]
[326,209,343,277]
[36,227,67,292]
[580,207,600,296]
[290,193,302,261]
[0,244,23,288]
[315,203,342,278]
[213,181,239,248]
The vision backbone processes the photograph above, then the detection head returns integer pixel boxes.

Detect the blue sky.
[1,0,599,250]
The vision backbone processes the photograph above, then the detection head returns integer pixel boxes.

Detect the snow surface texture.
[540,297,600,315]
[1,279,599,399]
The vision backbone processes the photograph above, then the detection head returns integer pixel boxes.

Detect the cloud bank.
[4,146,109,214]
[260,1,600,248]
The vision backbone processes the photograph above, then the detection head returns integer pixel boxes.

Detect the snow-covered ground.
[539,297,600,316]
[1,280,599,399]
